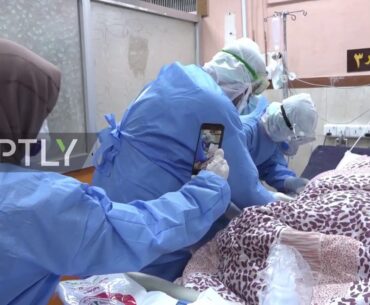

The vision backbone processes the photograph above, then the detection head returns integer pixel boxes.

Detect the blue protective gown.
[0,163,230,305]
[239,94,261,115]
[93,63,274,207]
[92,62,275,280]
[241,96,296,191]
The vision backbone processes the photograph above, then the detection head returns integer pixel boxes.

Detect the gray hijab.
[0,38,61,164]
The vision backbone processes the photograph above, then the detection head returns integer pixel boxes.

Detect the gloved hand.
[284,177,309,195]
[206,149,229,180]
[273,192,294,202]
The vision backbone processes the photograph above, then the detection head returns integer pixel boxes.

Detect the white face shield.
[253,75,270,95]
[203,38,269,106]
[233,85,252,113]
[262,94,318,147]
[222,49,270,96]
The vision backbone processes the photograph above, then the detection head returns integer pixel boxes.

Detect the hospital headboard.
[301,145,370,180]
[91,0,197,130]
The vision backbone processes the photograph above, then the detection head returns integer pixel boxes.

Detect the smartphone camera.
[192,123,224,175]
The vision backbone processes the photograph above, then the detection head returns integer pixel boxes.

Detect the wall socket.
[324,124,370,138]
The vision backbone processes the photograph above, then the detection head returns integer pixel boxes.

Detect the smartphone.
[192,123,225,175]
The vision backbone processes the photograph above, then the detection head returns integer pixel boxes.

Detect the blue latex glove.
[206,149,229,180]
[272,191,294,202]
[284,177,309,194]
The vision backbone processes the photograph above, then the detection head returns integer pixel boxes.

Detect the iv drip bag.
[271,16,282,52]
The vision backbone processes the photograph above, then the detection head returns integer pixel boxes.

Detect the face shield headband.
[281,104,299,141]
[281,104,293,132]
[281,104,316,143]
[221,50,269,95]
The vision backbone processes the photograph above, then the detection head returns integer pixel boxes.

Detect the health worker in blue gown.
[92,38,318,280]
[0,39,231,305]
[241,93,318,195]
[93,38,273,208]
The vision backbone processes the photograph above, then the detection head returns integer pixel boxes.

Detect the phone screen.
[192,123,225,175]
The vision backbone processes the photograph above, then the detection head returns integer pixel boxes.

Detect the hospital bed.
[50,145,370,305]
[301,145,370,179]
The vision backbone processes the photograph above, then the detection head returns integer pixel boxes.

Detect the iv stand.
[264,10,307,98]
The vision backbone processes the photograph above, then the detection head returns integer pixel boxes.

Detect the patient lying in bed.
[177,153,370,305]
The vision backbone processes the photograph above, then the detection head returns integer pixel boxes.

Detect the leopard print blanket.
[178,155,370,305]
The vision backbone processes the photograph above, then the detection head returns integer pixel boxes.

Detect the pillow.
[336,150,370,170]
[335,151,363,170]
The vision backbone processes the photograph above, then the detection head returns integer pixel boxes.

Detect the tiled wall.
[264,86,370,175]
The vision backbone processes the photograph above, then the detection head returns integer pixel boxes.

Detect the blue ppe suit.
[0,163,230,305]
[93,63,275,280]
[93,63,274,207]
[241,97,296,191]
[239,94,261,115]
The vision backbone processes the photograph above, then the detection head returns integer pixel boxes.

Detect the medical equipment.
[301,120,370,179]
[265,10,307,98]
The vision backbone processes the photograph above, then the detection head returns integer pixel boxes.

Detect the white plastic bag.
[57,274,182,305]
[258,244,314,305]
[57,274,235,305]
[57,274,147,305]
[190,288,239,305]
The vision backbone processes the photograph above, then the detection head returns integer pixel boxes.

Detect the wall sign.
[347,48,370,72]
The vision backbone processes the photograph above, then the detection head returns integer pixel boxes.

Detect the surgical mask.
[233,84,252,113]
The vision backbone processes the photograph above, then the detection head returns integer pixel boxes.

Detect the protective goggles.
[222,50,270,95]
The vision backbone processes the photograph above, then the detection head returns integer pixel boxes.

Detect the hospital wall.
[262,0,370,78]
[202,0,370,77]
[200,0,242,63]
[201,0,370,175]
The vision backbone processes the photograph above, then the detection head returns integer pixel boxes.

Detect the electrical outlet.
[348,125,358,137]
[324,124,370,138]
[364,125,370,137]
[336,125,346,137]
[323,124,337,136]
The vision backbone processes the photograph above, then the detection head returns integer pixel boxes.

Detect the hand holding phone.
[205,149,229,179]
[192,123,225,175]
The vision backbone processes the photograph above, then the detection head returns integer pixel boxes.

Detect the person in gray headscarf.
[0,38,60,163]
[0,38,230,305]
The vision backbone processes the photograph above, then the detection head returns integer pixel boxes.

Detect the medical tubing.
[294,77,370,89]
[126,272,200,302]
[349,119,370,152]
